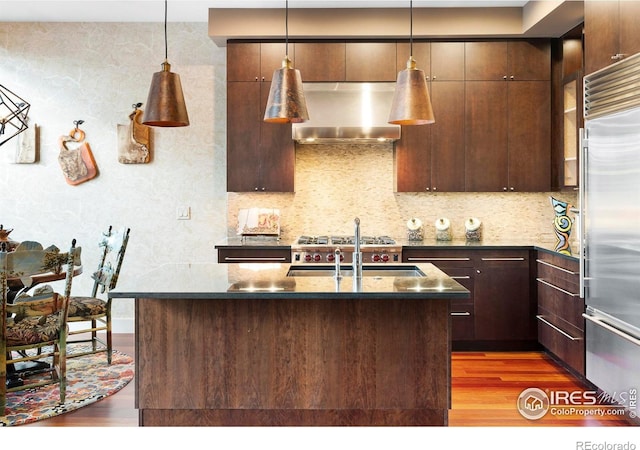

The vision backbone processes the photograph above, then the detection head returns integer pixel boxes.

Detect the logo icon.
[517,387,550,420]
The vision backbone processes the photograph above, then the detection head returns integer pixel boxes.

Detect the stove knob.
[313,253,321,262]
[304,254,312,262]
[327,253,335,262]
[372,254,381,262]
[381,254,390,262]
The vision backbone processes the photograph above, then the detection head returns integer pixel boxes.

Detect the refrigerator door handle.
[583,313,640,348]
[578,127,588,298]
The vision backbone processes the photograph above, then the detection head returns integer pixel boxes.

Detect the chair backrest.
[91,227,130,296]
[1,239,79,345]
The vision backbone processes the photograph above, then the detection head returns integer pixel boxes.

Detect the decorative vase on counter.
[550,196,573,256]
[406,218,424,241]
[465,217,482,241]
[435,218,452,241]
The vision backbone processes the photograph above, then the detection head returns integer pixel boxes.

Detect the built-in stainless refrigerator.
[580,52,640,410]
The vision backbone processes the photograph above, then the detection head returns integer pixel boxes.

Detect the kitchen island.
[110,262,469,426]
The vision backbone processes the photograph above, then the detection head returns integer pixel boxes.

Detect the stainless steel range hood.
[292,82,401,144]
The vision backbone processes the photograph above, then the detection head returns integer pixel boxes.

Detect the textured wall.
[1,22,577,331]
[1,22,228,330]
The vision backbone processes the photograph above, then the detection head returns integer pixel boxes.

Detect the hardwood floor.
[22,334,635,427]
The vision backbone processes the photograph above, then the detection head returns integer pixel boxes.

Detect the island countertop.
[109,262,470,300]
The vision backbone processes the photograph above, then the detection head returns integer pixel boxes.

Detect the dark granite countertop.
[110,262,470,300]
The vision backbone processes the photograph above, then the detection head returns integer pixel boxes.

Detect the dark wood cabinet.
[535,251,584,376]
[403,247,536,350]
[345,42,397,81]
[465,40,550,81]
[430,42,464,81]
[584,0,640,75]
[474,250,535,346]
[395,81,465,192]
[465,79,550,192]
[226,42,295,192]
[294,42,346,81]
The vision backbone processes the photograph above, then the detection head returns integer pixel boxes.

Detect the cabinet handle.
[451,311,471,316]
[510,75,515,80]
[480,257,525,261]
[536,259,579,275]
[536,278,580,297]
[510,187,515,191]
[536,315,581,341]
[432,187,437,191]
[407,257,471,262]
[450,276,471,280]
[503,187,508,191]
[503,75,507,80]
[425,187,430,191]
[224,257,288,262]
[611,53,625,61]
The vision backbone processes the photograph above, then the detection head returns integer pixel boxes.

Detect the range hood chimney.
[292,82,401,144]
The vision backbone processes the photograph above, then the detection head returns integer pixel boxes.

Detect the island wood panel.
[135,296,450,426]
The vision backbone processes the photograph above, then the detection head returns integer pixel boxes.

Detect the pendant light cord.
[164,0,168,61]
[285,0,289,56]
[409,0,413,56]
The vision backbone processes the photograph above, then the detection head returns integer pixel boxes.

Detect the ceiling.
[2,1,531,23]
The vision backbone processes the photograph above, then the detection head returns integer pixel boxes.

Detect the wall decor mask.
[117,103,151,164]
[58,120,99,185]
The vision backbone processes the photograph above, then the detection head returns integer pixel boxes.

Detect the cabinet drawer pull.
[536,278,580,297]
[480,257,525,261]
[536,259,579,275]
[224,257,287,262]
[451,312,471,316]
[536,315,581,341]
[406,257,471,262]
[451,276,471,280]
[583,313,640,347]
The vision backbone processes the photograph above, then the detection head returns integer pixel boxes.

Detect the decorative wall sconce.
[0,84,31,147]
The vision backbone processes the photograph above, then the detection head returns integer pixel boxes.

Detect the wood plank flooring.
[22,334,635,427]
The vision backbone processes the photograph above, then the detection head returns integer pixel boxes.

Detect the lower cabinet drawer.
[451,300,474,341]
[217,248,292,263]
[537,311,585,376]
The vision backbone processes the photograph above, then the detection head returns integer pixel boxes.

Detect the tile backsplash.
[229,143,578,245]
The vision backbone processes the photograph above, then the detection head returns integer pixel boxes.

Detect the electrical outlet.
[177,206,191,220]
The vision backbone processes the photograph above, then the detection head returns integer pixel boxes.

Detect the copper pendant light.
[142,0,189,127]
[263,0,309,124]
[388,0,435,125]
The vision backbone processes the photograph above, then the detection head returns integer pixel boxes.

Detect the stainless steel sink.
[286,264,426,277]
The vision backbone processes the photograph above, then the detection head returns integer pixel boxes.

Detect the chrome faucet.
[352,217,362,278]
[334,248,342,279]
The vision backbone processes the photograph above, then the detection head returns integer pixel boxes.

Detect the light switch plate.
[177,206,191,220]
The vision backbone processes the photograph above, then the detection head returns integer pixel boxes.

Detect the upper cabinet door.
[431,42,464,81]
[345,42,397,81]
[396,41,430,79]
[294,42,346,82]
[227,42,261,81]
[465,42,508,80]
[508,41,550,80]
[619,1,640,63]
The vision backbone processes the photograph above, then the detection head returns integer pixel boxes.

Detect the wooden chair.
[67,226,130,364]
[1,239,79,414]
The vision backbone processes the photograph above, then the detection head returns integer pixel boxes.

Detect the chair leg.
[59,341,66,404]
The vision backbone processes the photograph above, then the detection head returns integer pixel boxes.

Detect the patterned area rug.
[1,348,134,426]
